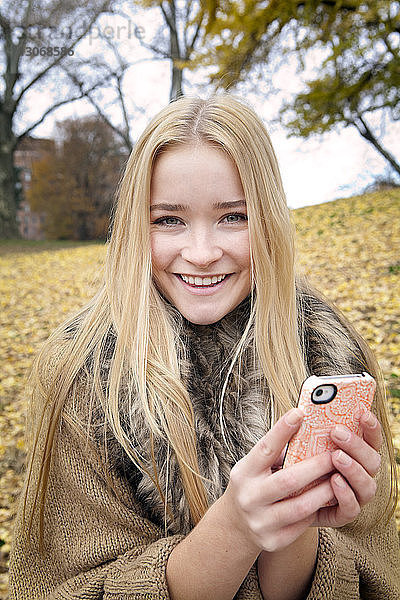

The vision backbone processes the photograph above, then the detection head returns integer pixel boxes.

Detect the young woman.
[9,94,399,599]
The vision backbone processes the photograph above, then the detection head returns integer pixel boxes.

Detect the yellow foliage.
[0,242,105,596]
[0,188,399,596]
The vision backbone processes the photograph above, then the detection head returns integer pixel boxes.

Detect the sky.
[26,9,400,211]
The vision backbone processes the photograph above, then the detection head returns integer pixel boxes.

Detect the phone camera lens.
[311,384,337,404]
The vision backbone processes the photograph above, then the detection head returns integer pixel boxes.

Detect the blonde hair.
[22,93,397,551]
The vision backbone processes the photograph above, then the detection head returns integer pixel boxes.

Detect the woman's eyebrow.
[150,200,247,212]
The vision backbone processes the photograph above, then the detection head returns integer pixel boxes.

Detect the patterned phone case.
[283,372,376,499]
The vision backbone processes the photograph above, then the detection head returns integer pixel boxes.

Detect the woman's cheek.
[150,233,176,271]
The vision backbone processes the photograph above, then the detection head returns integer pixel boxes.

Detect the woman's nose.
[180,230,223,266]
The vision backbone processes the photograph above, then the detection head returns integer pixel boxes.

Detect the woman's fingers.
[263,479,335,530]
[359,411,382,452]
[330,419,381,477]
[257,451,333,503]
[244,480,333,551]
[240,409,304,477]
[331,449,377,505]
[328,473,361,527]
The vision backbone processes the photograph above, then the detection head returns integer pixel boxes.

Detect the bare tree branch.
[16,72,115,143]
[355,114,400,175]
[82,91,132,150]
[160,1,177,36]
[186,10,204,56]
[136,36,171,58]
[14,0,112,106]
[65,61,137,151]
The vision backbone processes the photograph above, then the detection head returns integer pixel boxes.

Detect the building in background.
[15,136,55,239]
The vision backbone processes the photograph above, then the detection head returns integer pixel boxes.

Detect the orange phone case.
[283,372,376,498]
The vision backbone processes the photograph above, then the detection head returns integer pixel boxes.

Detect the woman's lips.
[174,273,233,295]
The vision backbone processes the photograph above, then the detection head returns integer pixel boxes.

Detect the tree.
[0,0,113,238]
[28,116,124,239]
[133,0,216,100]
[60,0,215,159]
[195,0,400,175]
[63,31,145,154]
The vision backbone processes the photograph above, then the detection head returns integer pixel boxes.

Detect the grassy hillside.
[0,188,399,597]
[292,188,399,416]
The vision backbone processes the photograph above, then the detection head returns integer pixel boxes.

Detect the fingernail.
[364,412,377,428]
[336,450,352,466]
[333,425,351,442]
[285,409,303,426]
[334,474,346,488]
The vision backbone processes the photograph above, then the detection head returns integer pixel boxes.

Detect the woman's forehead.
[150,156,245,217]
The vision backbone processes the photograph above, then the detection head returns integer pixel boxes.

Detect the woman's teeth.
[179,274,228,286]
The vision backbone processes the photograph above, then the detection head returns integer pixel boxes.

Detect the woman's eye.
[223,213,248,223]
[151,213,248,227]
[152,217,181,227]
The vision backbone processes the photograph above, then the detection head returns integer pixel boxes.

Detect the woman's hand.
[313,410,382,528]
[223,408,336,553]
[223,408,382,554]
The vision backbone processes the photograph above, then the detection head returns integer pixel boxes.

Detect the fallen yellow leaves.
[293,188,400,531]
[0,241,105,597]
[0,189,399,597]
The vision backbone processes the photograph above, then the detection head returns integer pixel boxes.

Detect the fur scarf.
[75,286,367,538]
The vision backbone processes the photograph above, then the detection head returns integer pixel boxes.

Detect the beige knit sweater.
[8,291,400,599]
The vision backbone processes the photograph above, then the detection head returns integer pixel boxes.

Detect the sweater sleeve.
[8,377,264,600]
[8,391,186,600]
[234,564,263,600]
[306,442,400,599]
[254,443,400,600]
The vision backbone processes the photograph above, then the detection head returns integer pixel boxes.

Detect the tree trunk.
[0,111,19,238]
[171,63,183,101]
[168,0,184,101]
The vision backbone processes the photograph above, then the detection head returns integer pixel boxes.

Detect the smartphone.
[283,372,376,497]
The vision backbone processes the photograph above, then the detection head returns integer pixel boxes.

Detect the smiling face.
[150,144,252,325]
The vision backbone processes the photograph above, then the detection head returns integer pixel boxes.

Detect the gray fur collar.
[83,289,366,536]
[135,295,272,535]
[105,294,271,536]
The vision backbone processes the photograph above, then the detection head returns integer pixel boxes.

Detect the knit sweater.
[8,288,400,599]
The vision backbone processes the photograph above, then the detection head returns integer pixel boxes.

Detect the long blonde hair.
[22,93,397,551]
